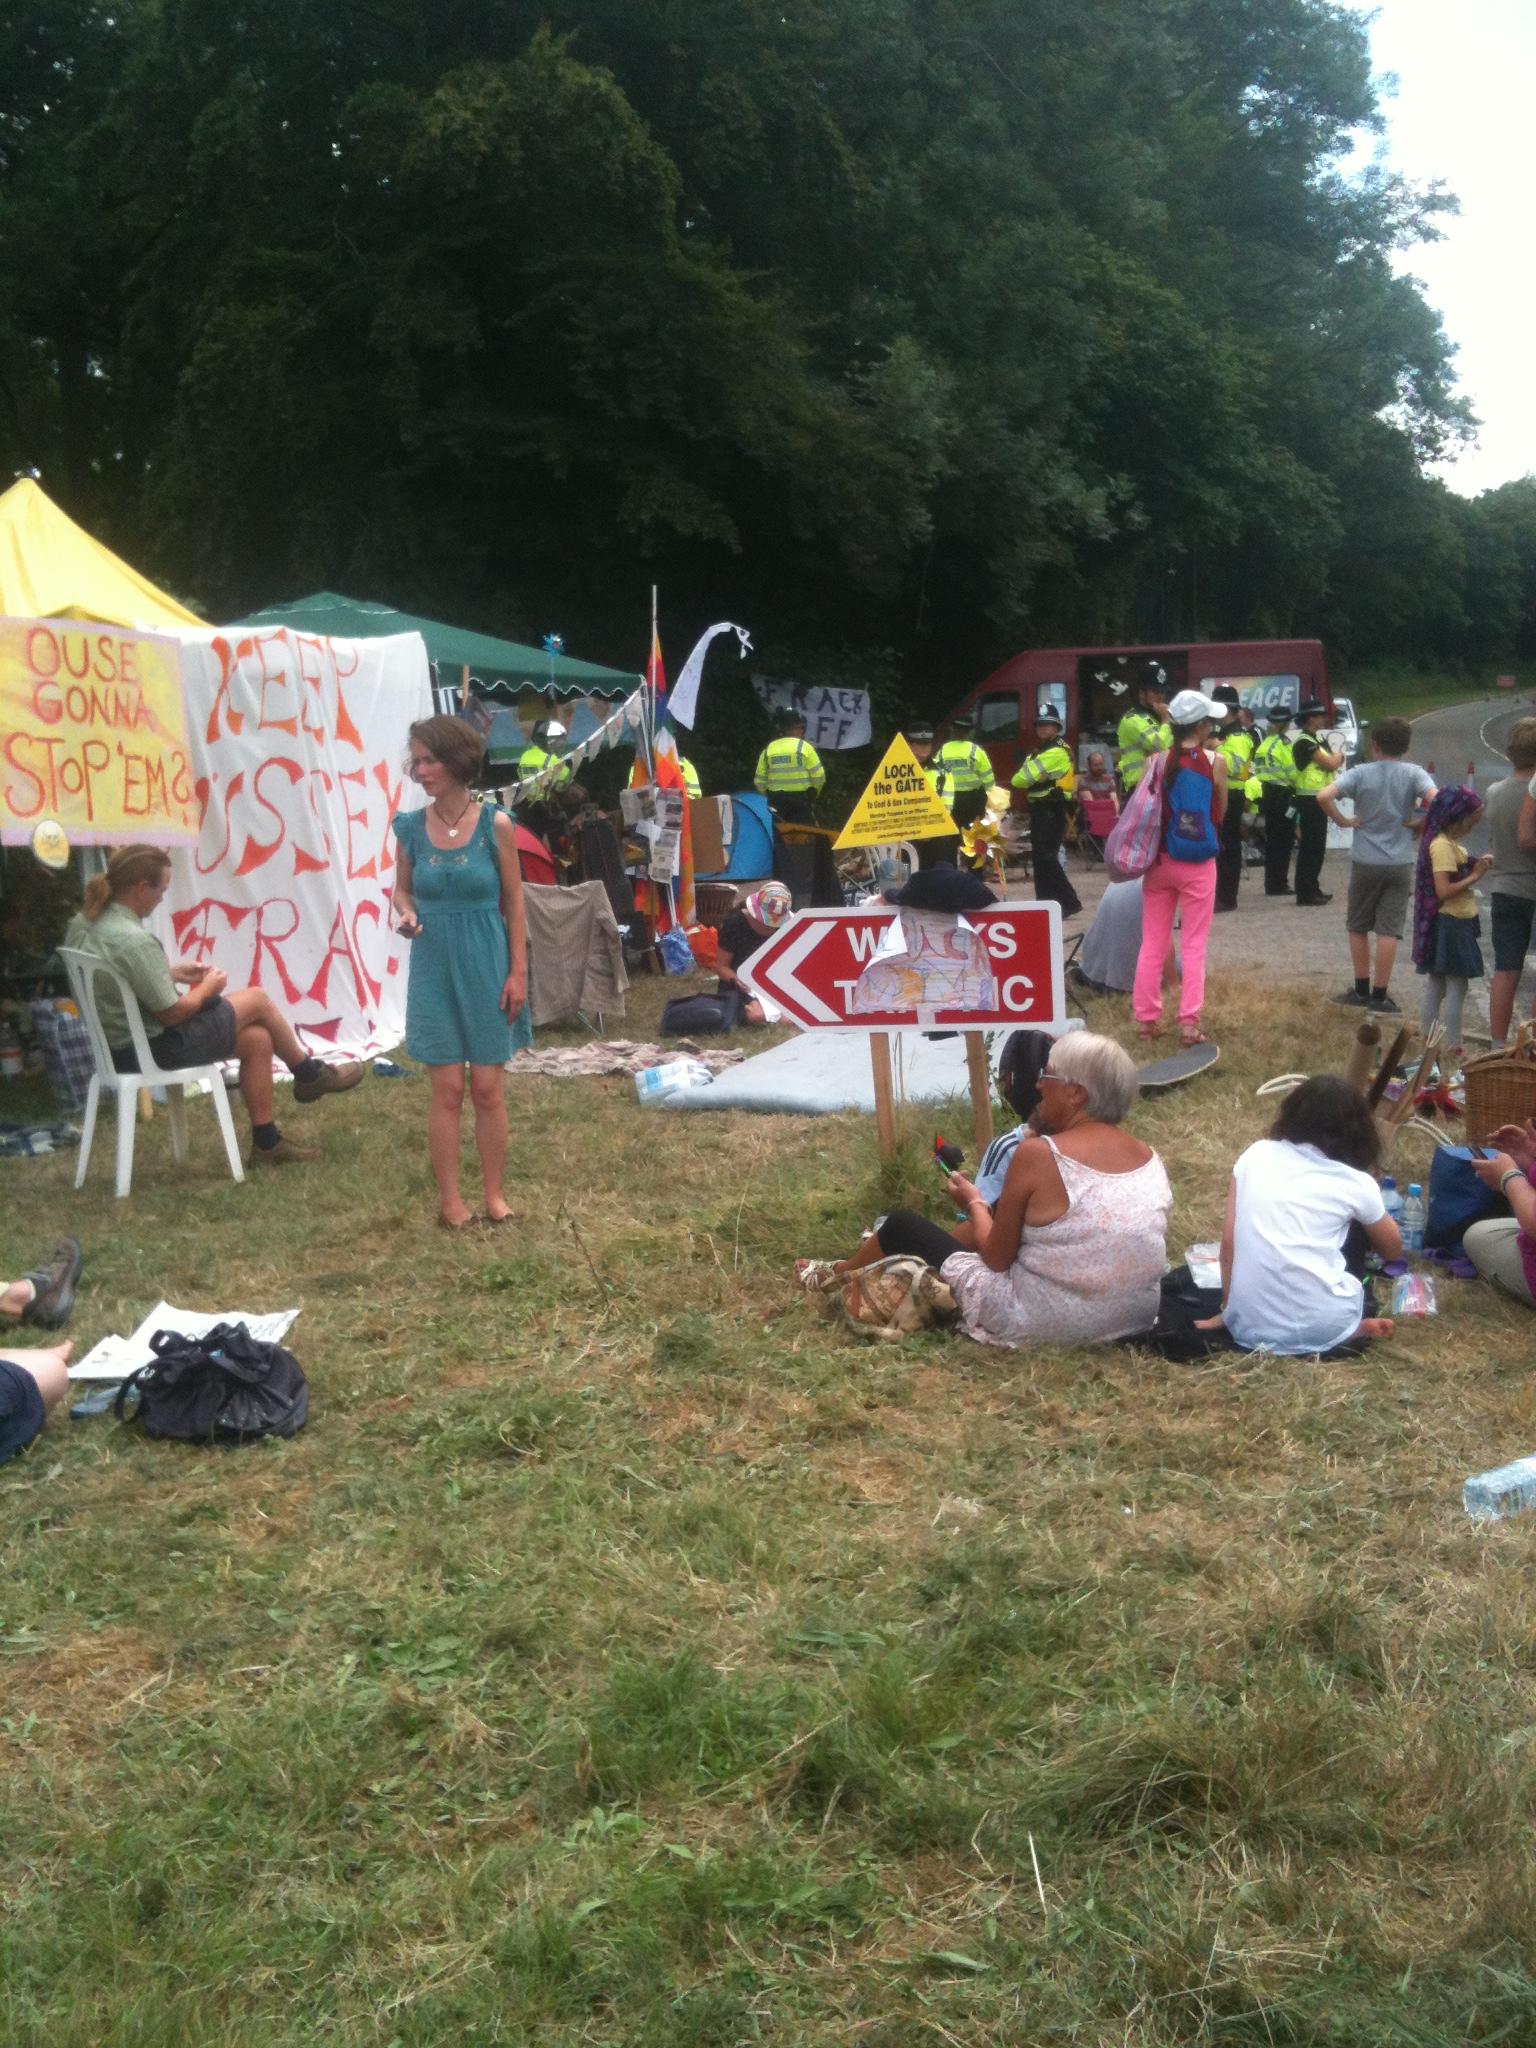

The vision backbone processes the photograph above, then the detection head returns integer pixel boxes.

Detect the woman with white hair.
[798,1032,1171,1346]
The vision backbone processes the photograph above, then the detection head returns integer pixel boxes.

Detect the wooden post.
[965,1031,993,1156]
[870,1032,897,1156]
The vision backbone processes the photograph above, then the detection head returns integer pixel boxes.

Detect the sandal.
[1180,1026,1213,1048]
[1137,1021,1161,1041]
[795,1258,842,1292]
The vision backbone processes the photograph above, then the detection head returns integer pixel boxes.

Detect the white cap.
[1166,689,1225,725]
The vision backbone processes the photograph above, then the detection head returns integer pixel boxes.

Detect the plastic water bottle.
[1380,1177,1403,1230]
[1401,1183,1426,1255]
[1464,1457,1536,1521]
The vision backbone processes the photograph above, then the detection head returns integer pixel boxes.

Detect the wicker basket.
[695,881,741,926]
[1463,1024,1536,1144]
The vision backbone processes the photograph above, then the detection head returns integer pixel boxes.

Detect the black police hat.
[1296,699,1327,720]
[1264,702,1291,721]
[905,722,936,744]
[1212,685,1241,708]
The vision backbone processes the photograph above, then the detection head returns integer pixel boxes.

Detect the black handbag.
[114,1322,309,1443]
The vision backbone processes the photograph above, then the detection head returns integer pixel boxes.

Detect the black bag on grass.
[661,990,742,1036]
[114,1322,309,1443]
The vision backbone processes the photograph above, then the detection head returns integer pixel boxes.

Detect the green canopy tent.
[238,592,641,708]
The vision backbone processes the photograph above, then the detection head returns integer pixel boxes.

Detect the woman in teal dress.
[391,715,531,1229]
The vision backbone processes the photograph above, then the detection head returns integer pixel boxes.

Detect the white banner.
[751,674,871,750]
[153,628,432,1058]
[669,620,752,729]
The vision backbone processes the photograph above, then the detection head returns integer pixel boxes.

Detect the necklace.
[433,795,475,838]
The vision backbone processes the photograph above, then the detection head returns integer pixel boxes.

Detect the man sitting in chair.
[64,845,363,1168]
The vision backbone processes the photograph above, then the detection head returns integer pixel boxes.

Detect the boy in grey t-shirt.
[1485,717,1536,1046]
[1318,716,1435,1013]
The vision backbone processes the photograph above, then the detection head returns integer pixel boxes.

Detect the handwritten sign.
[154,628,432,1058]
[0,618,196,845]
[752,674,872,750]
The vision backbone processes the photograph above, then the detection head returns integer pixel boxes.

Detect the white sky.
[1347,0,1536,496]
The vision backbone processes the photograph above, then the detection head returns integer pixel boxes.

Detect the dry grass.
[4,964,1536,2044]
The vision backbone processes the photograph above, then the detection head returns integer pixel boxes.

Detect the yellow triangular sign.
[833,734,958,849]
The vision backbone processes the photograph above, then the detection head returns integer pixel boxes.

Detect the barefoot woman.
[392,716,530,1228]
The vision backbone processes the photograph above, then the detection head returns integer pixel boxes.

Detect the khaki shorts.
[1345,863,1411,938]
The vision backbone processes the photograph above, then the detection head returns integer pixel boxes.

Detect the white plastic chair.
[58,947,245,1199]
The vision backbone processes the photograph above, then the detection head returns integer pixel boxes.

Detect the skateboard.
[1138,1041,1221,1090]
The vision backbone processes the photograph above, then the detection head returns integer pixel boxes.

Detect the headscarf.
[1412,785,1481,969]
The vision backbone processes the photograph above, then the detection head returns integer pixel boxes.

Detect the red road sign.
[736,901,1064,1031]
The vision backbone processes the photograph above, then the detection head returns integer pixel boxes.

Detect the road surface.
[1042,690,1536,1039]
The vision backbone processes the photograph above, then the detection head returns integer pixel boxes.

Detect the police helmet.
[773,705,807,734]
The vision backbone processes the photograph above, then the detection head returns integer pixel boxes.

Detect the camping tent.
[0,479,204,630]
[240,591,639,706]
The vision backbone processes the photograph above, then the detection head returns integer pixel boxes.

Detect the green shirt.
[65,903,177,1048]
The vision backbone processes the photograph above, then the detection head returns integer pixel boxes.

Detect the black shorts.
[1491,893,1536,975]
[0,1359,46,1466]
[112,995,240,1074]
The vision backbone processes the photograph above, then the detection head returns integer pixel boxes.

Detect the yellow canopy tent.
[0,478,203,629]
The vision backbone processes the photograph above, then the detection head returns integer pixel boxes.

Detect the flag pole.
[651,583,681,927]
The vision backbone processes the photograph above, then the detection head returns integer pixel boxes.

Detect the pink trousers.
[1133,855,1217,1026]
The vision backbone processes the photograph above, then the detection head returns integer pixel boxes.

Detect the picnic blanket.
[504,1041,745,1079]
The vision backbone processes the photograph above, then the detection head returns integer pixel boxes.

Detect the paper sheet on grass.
[68,1301,301,1380]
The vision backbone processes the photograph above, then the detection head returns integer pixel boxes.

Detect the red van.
[939,639,1333,794]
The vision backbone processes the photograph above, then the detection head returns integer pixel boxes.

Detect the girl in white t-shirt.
[1202,1076,1402,1354]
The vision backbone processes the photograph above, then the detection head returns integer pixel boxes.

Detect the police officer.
[1213,686,1256,913]
[519,718,572,788]
[1290,701,1344,907]
[1012,711,1082,917]
[1255,704,1297,896]
[1116,680,1171,794]
[906,723,961,866]
[678,756,703,800]
[936,713,995,832]
[753,706,825,825]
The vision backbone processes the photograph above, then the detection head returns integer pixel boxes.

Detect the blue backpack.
[1164,753,1219,862]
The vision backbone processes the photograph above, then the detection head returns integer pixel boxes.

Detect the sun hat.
[745,882,793,928]
[1166,689,1225,725]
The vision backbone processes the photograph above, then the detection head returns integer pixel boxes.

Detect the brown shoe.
[21,1237,83,1330]
[248,1135,322,1167]
[292,1059,365,1104]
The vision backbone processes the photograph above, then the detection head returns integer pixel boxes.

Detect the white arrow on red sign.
[736,901,1064,1032]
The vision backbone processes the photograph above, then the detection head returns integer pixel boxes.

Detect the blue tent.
[696,793,775,881]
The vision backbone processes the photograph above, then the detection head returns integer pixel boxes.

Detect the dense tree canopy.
[0,0,1528,720]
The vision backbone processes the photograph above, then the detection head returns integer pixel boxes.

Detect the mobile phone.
[933,1135,965,1178]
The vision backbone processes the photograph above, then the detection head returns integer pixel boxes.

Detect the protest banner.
[751,674,871,750]
[0,617,197,845]
[154,628,432,1057]
[833,734,957,848]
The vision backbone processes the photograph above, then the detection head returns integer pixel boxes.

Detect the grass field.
[5,970,1536,2045]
